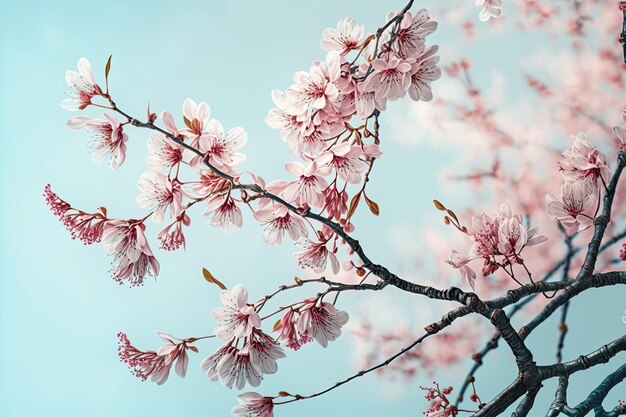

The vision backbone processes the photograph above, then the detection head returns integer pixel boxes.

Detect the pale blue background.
[1,1,624,417]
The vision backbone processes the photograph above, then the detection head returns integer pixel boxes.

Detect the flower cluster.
[445,204,547,288]
[421,382,458,417]
[44,184,108,245]
[274,299,349,350]
[201,285,285,389]
[232,392,275,417]
[101,219,160,287]
[45,184,160,286]
[117,331,196,385]
[546,132,611,233]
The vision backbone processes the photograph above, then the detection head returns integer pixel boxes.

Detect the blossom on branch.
[146,132,183,172]
[294,237,340,274]
[446,204,546,285]
[183,98,211,137]
[201,344,263,389]
[297,300,349,348]
[213,285,261,340]
[66,113,128,170]
[279,160,329,208]
[136,172,184,223]
[101,220,160,286]
[158,213,190,251]
[321,17,365,55]
[44,184,109,245]
[117,331,195,384]
[546,180,597,232]
[559,132,611,186]
[61,57,103,110]
[231,392,275,417]
[203,193,243,234]
[388,9,438,58]
[253,204,308,245]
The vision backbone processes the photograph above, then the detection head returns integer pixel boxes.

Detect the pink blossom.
[362,57,412,101]
[546,181,597,232]
[61,57,103,110]
[146,133,183,171]
[218,348,263,389]
[274,308,312,350]
[559,132,611,186]
[117,331,195,385]
[161,111,184,138]
[445,250,478,290]
[213,285,261,340]
[232,393,274,417]
[136,172,184,223]
[324,187,348,220]
[200,344,233,382]
[620,243,626,262]
[294,238,340,273]
[66,114,128,170]
[101,220,160,286]
[316,142,367,184]
[476,0,503,22]
[354,87,382,119]
[200,344,265,389]
[265,90,306,149]
[614,125,626,151]
[390,9,438,58]
[253,204,308,245]
[158,213,190,251]
[202,193,243,234]
[185,170,230,200]
[240,329,286,375]
[203,119,247,170]
[407,45,441,102]
[281,161,329,208]
[320,18,365,55]
[297,301,349,348]
[447,204,546,280]
[44,184,108,245]
[285,52,341,115]
[183,98,211,136]
[496,204,529,258]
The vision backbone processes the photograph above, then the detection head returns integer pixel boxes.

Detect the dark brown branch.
[545,376,569,417]
[571,363,626,417]
[537,334,626,380]
[519,272,626,341]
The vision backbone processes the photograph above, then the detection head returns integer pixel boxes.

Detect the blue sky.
[1,1,625,417]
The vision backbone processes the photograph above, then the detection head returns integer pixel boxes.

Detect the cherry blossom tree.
[46,1,626,416]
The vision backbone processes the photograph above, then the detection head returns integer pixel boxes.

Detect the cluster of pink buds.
[44,184,108,245]
[546,132,611,233]
[445,204,547,289]
[421,382,458,417]
[421,377,483,417]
